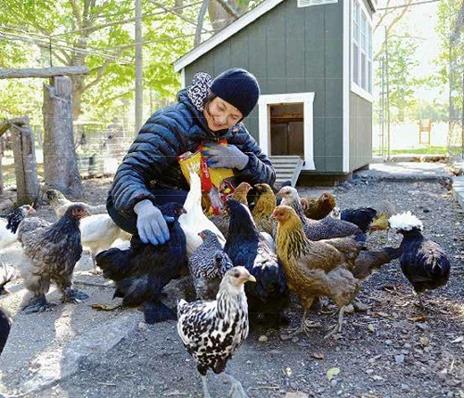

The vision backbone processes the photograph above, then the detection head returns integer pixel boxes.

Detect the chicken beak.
[247,274,256,283]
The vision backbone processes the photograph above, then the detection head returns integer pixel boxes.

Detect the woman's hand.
[202,143,249,170]
[133,200,172,245]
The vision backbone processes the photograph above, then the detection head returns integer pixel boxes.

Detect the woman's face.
[203,97,243,132]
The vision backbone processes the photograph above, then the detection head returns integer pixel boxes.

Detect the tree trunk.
[43,76,83,198]
[0,137,3,195]
[10,117,40,205]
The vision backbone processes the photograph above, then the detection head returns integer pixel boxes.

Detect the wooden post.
[43,76,83,197]
[8,117,40,205]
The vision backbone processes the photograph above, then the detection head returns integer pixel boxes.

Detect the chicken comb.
[388,211,423,231]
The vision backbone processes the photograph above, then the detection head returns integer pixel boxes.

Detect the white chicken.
[79,214,131,272]
[178,172,226,256]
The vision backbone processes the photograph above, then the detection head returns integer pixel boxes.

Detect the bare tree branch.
[215,0,240,19]
[195,0,210,46]
[150,0,208,32]
[69,0,83,29]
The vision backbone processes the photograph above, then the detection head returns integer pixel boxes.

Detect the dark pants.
[107,188,188,235]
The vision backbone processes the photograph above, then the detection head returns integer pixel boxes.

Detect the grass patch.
[373,146,448,156]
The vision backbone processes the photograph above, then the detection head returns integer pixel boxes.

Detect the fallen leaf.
[419,336,430,347]
[90,303,122,311]
[376,312,390,318]
[368,324,375,333]
[326,367,340,381]
[408,315,427,322]
[311,352,325,360]
[451,336,464,343]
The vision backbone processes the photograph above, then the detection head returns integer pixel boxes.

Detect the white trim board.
[258,92,316,171]
[173,0,284,72]
[343,0,350,173]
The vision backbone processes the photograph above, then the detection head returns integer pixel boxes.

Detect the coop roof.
[173,0,285,72]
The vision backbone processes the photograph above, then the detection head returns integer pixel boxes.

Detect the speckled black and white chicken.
[278,186,364,241]
[389,211,450,308]
[17,204,90,313]
[177,266,255,398]
[188,229,233,300]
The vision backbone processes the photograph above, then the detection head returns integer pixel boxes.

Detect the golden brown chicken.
[300,192,336,220]
[251,183,276,236]
[229,182,252,205]
[272,205,361,337]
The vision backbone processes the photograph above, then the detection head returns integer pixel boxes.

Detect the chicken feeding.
[209,182,253,238]
[189,229,234,300]
[96,202,188,324]
[46,189,131,273]
[300,192,336,220]
[179,172,226,256]
[278,186,364,242]
[17,204,91,313]
[177,266,255,398]
[389,211,451,308]
[251,183,276,236]
[224,199,288,325]
[272,205,361,337]
[0,205,36,250]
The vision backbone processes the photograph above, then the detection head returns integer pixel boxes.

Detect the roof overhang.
[173,0,285,72]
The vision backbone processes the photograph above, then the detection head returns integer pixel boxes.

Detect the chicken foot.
[22,294,55,314]
[62,287,89,304]
[286,309,320,337]
[324,305,346,339]
[221,373,248,398]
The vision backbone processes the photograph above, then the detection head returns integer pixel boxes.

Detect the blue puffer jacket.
[108,86,276,214]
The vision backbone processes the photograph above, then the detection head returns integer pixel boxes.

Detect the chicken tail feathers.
[143,300,177,324]
[96,247,133,281]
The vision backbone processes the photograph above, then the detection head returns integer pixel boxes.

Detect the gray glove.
[133,200,172,245]
[203,143,249,170]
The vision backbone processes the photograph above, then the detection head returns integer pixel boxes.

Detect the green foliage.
[377,35,419,122]
[0,0,196,124]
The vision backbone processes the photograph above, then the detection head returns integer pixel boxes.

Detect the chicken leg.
[62,287,89,303]
[222,373,248,398]
[201,375,212,398]
[324,305,346,339]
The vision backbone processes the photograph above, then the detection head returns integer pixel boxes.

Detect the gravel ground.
[3,173,464,398]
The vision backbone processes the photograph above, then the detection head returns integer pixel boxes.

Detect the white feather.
[178,172,226,256]
[388,211,423,231]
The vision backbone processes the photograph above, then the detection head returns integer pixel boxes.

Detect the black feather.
[341,207,377,233]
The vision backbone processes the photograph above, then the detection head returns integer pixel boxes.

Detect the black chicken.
[17,204,90,313]
[96,202,188,324]
[6,204,36,234]
[0,307,11,355]
[389,212,451,308]
[340,207,378,233]
[224,199,288,325]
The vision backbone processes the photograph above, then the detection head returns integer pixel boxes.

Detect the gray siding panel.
[349,92,373,170]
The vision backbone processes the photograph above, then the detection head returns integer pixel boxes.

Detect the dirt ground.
[2,174,464,398]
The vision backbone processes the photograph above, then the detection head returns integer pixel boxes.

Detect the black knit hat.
[210,68,260,118]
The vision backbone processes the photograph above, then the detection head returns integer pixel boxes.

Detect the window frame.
[351,0,373,102]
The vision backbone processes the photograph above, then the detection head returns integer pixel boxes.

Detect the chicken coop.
[174,0,375,184]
